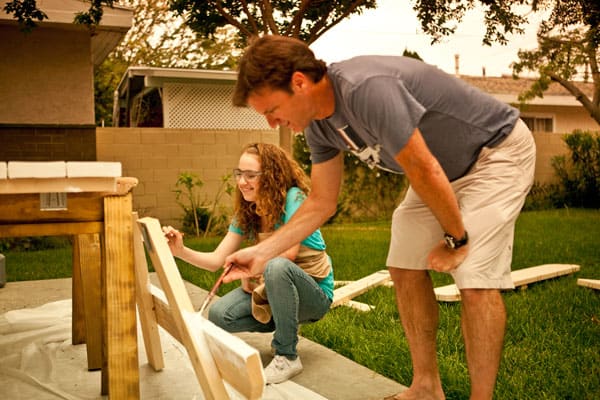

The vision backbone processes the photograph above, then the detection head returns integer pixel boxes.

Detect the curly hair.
[233,143,310,240]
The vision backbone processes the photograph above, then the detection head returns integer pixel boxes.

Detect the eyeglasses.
[233,168,262,182]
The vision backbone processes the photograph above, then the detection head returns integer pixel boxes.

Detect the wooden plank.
[0,192,104,223]
[199,317,265,400]
[132,212,165,371]
[512,264,580,287]
[7,161,66,178]
[102,193,139,397]
[577,278,600,290]
[150,287,183,343]
[67,161,122,178]
[137,217,229,400]
[331,270,391,308]
[345,300,375,312]
[0,177,117,194]
[0,222,103,238]
[74,233,103,371]
[434,264,582,302]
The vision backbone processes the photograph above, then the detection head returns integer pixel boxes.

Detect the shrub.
[293,134,407,222]
[551,130,600,208]
[173,171,233,237]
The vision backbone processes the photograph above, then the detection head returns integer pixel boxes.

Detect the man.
[224,35,535,400]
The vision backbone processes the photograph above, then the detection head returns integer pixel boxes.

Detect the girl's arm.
[162,226,244,272]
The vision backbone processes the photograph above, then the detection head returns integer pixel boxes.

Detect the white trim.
[494,93,583,107]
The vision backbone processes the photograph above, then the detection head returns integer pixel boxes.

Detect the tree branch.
[584,34,600,106]
[285,0,312,37]
[549,71,600,123]
[308,0,365,43]
[239,0,259,34]
[259,0,279,34]
[212,1,254,37]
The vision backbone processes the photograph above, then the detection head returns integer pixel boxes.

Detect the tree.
[413,0,599,125]
[511,0,600,124]
[112,0,240,69]
[168,0,378,45]
[3,0,112,30]
[93,0,241,126]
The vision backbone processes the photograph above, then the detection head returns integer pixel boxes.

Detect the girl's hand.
[162,226,185,257]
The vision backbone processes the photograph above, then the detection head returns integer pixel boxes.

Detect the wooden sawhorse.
[0,175,140,398]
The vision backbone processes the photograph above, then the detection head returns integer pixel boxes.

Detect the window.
[521,116,554,133]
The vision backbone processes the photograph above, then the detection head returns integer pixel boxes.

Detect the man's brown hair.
[233,35,327,107]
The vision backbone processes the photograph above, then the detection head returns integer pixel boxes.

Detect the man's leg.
[388,267,445,400]
[460,288,506,400]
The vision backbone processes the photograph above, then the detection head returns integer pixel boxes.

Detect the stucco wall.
[98,128,576,229]
[97,128,279,228]
[0,25,94,125]
[532,132,569,184]
[520,104,599,133]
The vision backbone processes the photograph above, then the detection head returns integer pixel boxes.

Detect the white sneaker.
[264,355,303,384]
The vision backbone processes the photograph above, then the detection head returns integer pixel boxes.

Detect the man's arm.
[395,128,469,271]
[224,152,344,282]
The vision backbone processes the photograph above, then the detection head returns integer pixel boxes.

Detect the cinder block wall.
[97,128,279,228]
[97,128,571,228]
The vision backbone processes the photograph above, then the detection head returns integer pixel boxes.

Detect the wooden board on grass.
[434,264,581,302]
[332,270,391,308]
[577,278,600,290]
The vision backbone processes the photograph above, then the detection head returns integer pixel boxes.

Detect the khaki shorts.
[386,119,536,289]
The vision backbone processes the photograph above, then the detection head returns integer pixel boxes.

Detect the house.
[114,66,598,134]
[100,67,279,227]
[460,75,598,183]
[113,66,270,131]
[0,0,133,162]
[111,66,598,186]
[461,75,598,134]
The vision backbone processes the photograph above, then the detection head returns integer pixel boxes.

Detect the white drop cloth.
[0,300,327,400]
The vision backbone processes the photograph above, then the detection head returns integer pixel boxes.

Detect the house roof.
[461,75,595,107]
[115,66,237,98]
[115,66,595,116]
[0,0,133,66]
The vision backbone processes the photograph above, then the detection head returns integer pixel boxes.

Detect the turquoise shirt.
[229,187,334,300]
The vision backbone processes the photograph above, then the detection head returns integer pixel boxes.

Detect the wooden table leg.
[72,237,86,346]
[101,193,139,398]
[74,233,103,370]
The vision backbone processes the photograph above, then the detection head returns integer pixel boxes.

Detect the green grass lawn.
[3,209,599,399]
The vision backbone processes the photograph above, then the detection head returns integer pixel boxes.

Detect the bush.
[0,236,71,252]
[551,130,600,208]
[173,171,233,237]
[293,134,407,222]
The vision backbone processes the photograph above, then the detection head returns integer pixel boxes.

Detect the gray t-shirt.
[305,56,520,181]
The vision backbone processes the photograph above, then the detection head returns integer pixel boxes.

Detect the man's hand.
[223,245,269,283]
[427,241,469,272]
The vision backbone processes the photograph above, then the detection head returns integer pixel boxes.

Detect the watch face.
[444,235,455,249]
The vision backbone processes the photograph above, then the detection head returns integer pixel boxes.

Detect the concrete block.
[7,161,66,178]
[66,162,122,177]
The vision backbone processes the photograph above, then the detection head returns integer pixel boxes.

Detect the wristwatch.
[444,231,469,250]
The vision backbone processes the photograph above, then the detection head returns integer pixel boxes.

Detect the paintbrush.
[198,263,234,315]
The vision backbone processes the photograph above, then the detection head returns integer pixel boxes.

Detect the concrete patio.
[0,275,407,400]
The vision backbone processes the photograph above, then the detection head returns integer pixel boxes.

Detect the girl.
[163,142,334,384]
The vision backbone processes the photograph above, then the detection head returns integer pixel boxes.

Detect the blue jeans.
[208,257,332,357]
